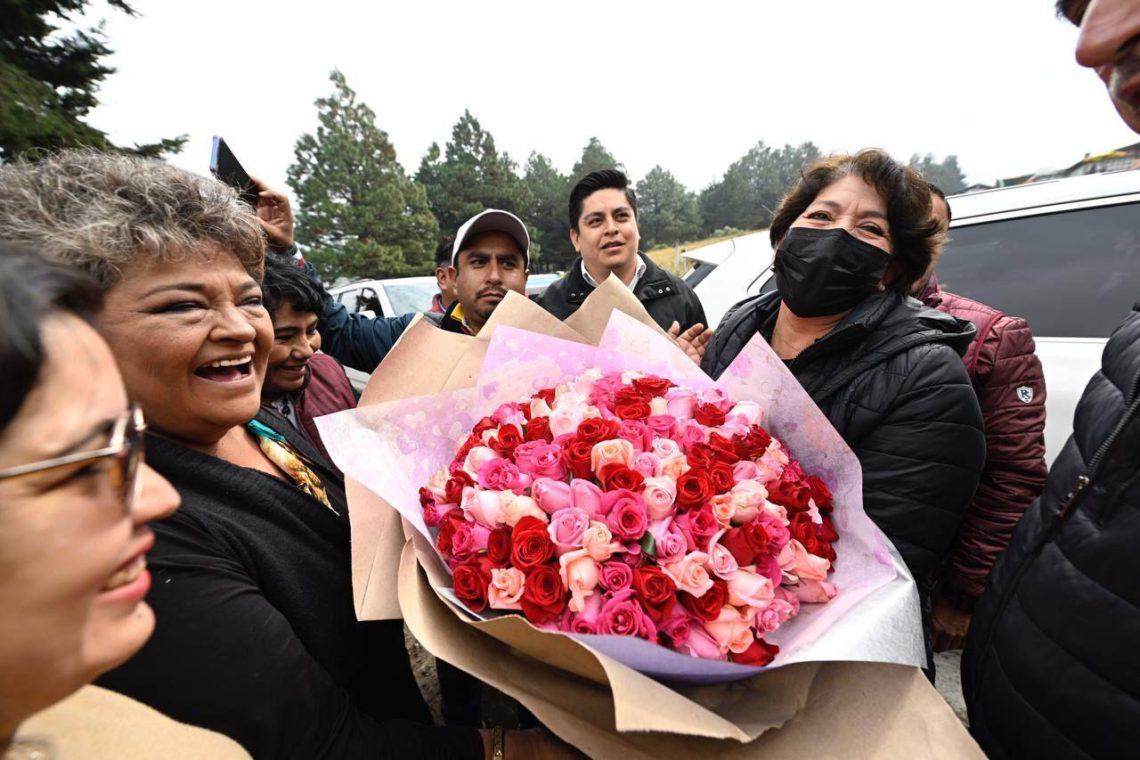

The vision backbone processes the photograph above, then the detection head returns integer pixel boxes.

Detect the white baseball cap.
[451,209,530,266]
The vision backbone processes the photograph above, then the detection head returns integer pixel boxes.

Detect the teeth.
[103,555,146,591]
[205,356,252,369]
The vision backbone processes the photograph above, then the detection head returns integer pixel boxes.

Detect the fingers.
[667,320,681,337]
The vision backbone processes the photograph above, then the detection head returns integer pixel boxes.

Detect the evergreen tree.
[635,166,701,249]
[570,137,622,187]
[909,153,967,195]
[0,0,184,160]
[416,110,530,253]
[699,141,821,234]
[287,70,438,282]
[522,151,573,268]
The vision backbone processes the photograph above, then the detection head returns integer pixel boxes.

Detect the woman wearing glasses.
[0,251,249,758]
[0,154,578,760]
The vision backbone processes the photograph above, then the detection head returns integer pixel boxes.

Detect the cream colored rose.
[560,549,601,613]
[727,567,775,610]
[488,567,526,610]
[649,396,669,416]
[642,476,678,521]
[705,606,755,654]
[582,520,624,562]
[664,551,714,597]
[462,445,498,477]
[590,438,635,473]
[500,492,547,527]
[658,453,690,480]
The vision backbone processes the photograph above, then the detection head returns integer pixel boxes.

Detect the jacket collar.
[914,272,943,308]
[564,253,671,305]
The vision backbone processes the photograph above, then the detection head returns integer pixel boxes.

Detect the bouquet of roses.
[420,370,840,667]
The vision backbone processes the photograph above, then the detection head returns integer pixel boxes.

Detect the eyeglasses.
[0,405,146,513]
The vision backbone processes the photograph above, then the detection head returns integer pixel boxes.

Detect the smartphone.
[210,136,259,209]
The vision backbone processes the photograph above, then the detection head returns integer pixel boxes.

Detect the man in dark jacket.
[702,288,985,622]
[916,188,1049,651]
[962,3,1140,756]
[538,169,707,337]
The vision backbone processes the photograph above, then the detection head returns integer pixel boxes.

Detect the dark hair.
[435,239,454,269]
[768,149,942,294]
[568,169,638,232]
[928,183,953,224]
[261,255,326,318]
[0,246,103,430]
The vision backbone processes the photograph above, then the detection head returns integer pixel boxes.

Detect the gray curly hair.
[0,150,266,289]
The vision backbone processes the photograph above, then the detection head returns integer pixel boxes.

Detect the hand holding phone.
[210,136,259,209]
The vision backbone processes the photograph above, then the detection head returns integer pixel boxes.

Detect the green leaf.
[640,531,657,559]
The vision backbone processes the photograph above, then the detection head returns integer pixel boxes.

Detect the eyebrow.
[141,279,260,299]
[585,206,632,220]
[40,418,115,461]
[813,199,888,222]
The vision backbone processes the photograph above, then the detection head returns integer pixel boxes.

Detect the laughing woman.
[0,153,576,760]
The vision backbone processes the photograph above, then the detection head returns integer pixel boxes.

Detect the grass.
[644,230,763,274]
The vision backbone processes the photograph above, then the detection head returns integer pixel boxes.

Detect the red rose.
[818,514,839,543]
[732,425,773,459]
[418,487,436,509]
[525,416,553,442]
[632,566,677,624]
[680,578,728,622]
[708,462,735,495]
[453,556,494,613]
[533,388,557,407]
[767,479,811,512]
[805,475,834,511]
[730,638,779,667]
[707,432,741,464]
[436,512,467,555]
[614,386,650,405]
[632,376,674,398]
[614,399,652,420]
[489,424,523,458]
[694,403,726,427]
[686,444,716,470]
[444,472,474,505]
[599,463,645,492]
[472,416,498,437]
[487,526,513,565]
[521,564,568,623]
[576,418,620,444]
[510,516,555,570]
[721,522,772,565]
[790,513,837,563]
[675,470,712,510]
[562,437,595,480]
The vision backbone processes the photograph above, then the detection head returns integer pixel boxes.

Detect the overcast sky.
[82,0,1138,201]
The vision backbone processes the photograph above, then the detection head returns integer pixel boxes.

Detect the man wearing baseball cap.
[426,208,530,335]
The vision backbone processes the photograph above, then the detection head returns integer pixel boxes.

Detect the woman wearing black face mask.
[701,149,985,659]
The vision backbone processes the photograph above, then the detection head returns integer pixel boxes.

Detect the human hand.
[668,321,710,364]
[931,596,972,652]
[250,175,294,252]
[503,728,586,759]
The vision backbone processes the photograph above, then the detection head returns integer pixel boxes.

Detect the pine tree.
[909,153,967,194]
[636,166,702,249]
[699,142,821,234]
[570,137,622,187]
[287,70,438,282]
[0,0,185,160]
[523,152,572,268]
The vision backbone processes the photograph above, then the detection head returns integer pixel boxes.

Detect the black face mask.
[773,227,891,318]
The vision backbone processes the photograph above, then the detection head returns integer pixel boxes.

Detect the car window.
[354,287,382,315]
[384,281,436,315]
[936,202,1140,338]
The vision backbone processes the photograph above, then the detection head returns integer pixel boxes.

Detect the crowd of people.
[0,1,1136,758]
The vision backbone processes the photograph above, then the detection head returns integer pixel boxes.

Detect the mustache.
[1109,36,1140,99]
[476,287,507,299]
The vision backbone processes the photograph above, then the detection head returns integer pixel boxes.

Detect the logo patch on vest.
[1016,386,1034,404]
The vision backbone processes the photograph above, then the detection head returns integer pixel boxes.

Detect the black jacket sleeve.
[98,511,482,760]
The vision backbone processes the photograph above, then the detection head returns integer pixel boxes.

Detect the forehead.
[272,300,318,326]
[812,175,887,213]
[579,188,632,218]
[108,245,258,299]
[458,231,523,259]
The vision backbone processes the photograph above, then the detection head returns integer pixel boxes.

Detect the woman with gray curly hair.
[0,151,576,760]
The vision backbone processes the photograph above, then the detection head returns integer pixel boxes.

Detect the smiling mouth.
[602,241,625,251]
[103,554,146,591]
[194,355,253,382]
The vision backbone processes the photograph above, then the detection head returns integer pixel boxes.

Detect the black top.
[98,408,482,760]
[538,252,707,333]
[963,304,1140,759]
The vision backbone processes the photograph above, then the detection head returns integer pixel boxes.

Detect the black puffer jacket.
[538,253,706,332]
[701,289,986,598]
[963,305,1140,760]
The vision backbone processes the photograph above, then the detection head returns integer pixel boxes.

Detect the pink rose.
[603,490,648,541]
[598,559,634,592]
[726,401,762,425]
[645,415,677,438]
[632,452,661,479]
[491,402,526,427]
[548,508,591,555]
[477,457,530,493]
[675,506,720,553]
[758,511,791,554]
[462,445,498,477]
[641,476,678,521]
[500,493,547,527]
[460,486,505,528]
[674,420,706,449]
[727,567,775,610]
[704,606,755,654]
[549,405,586,439]
[591,438,635,473]
[596,589,657,640]
[682,621,727,660]
[532,478,572,514]
[732,461,761,482]
[729,480,768,524]
[659,607,693,650]
[664,388,696,419]
[659,453,689,480]
[650,437,682,460]
[784,539,831,581]
[570,478,605,518]
[450,520,490,561]
[582,521,624,562]
[794,578,837,604]
[488,567,526,610]
[663,551,714,597]
[568,593,603,633]
[618,420,653,452]
[559,549,601,612]
[647,518,687,564]
[707,533,739,579]
[754,598,797,633]
[513,441,568,481]
[710,494,735,526]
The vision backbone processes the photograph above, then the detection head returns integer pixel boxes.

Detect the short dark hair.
[0,245,103,430]
[435,239,454,269]
[928,183,953,224]
[769,149,942,295]
[261,255,325,318]
[1055,0,1082,25]
[568,169,638,232]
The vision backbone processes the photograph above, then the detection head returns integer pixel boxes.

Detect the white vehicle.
[694,169,1140,464]
[329,276,439,318]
